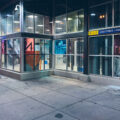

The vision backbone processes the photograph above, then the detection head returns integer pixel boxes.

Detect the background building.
[0,0,120,80]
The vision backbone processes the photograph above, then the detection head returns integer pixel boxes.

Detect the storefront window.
[55,40,66,54]
[55,55,67,70]
[89,56,112,76]
[24,38,52,72]
[114,35,120,55]
[89,36,112,55]
[67,38,84,72]
[45,55,52,70]
[55,15,66,34]
[35,39,44,54]
[45,40,52,54]
[89,2,112,29]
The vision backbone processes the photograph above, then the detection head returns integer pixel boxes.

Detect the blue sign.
[99,27,120,35]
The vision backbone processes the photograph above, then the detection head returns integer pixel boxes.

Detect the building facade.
[0,0,120,80]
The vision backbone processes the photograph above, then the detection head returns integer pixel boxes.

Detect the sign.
[88,27,120,36]
[88,30,99,36]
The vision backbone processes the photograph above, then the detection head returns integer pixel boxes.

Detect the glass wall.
[114,35,120,77]
[24,38,52,72]
[67,10,84,33]
[24,11,52,34]
[67,38,84,72]
[89,2,112,30]
[0,2,20,36]
[55,38,84,72]
[55,40,67,70]
[55,15,66,34]
[55,10,84,34]
[89,36,112,76]
[1,38,20,72]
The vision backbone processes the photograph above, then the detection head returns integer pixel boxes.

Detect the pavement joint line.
[56,90,108,111]
[1,84,58,109]
[86,100,120,112]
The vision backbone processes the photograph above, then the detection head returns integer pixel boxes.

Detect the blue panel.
[55,40,66,54]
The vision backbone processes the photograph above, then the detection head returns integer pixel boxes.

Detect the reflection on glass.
[78,10,84,31]
[55,40,66,54]
[2,54,6,68]
[114,35,120,55]
[14,55,20,71]
[1,17,7,35]
[67,11,78,32]
[7,39,14,54]
[67,55,84,72]
[35,39,44,54]
[55,55,66,70]
[35,14,44,34]
[13,8,20,32]
[7,15,13,34]
[24,38,34,54]
[24,55,34,71]
[55,15,66,34]
[44,16,52,34]
[89,56,112,76]
[45,40,52,54]
[45,55,52,69]
[89,36,112,55]
[35,55,44,71]
[14,39,20,54]
[114,57,120,77]
[7,54,13,70]
[89,3,112,29]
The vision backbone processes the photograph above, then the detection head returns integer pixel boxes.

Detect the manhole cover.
[55,113,63,119]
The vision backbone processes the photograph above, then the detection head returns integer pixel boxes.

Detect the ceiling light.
[79,15,84,18]
[27,15,34,18]
[56,27,62,30]
[55,20,61,23]
[37,25,43,27]
[68,18,72,21]
[28,27,33,29]
[90,13,96,16]
[14,21,20,24]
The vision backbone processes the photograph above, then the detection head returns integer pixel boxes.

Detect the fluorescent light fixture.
[14,21,20,24]
[79,15,84,18]
[55,20,61,23]
[7,14,12,17]
[27,15,34,18]
[28,27,33,29]
[49,21,53,24]
[27,15,37,18]
[90,13,96,16]
[56,27,62,30]
[68,18,72,21]
[37,25,43,27]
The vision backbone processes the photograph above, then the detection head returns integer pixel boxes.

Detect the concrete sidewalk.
[0,75,120,120]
